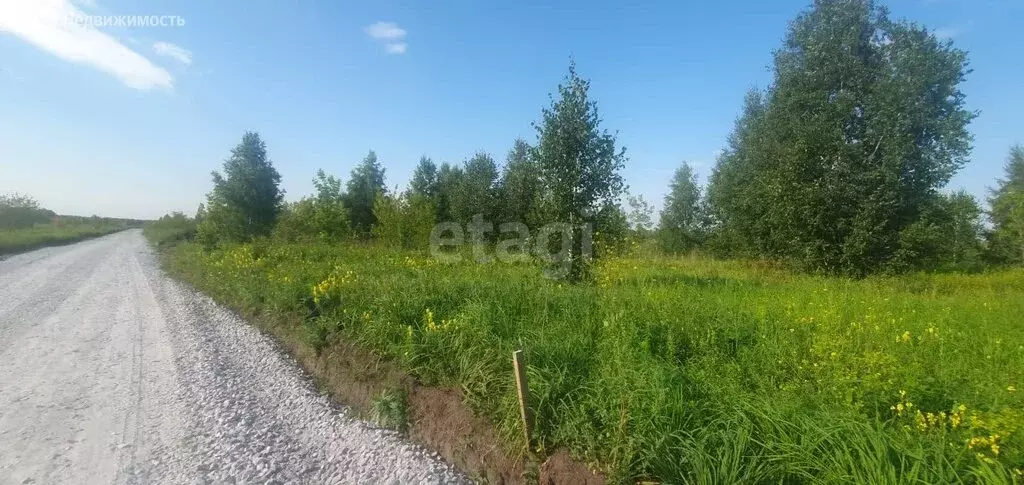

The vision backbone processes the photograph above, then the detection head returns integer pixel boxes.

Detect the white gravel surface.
[0,230,470,485]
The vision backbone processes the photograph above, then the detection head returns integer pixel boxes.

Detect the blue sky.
[0,0,1021,219]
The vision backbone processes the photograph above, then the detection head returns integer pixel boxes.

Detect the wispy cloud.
[153,41,192,65]
[933,22,973,41]
[365,21,406,40]
[385,42,407,55]
[364,21,408,55]
[0,0,173,90]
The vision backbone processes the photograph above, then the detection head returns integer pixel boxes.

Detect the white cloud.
[0,0,172,90]
[385,42,407,55]
[365,21,408,55]
[364,21,406,40]
[153,41,192,65]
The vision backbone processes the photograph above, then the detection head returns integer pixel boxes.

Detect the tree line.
[185,0,1024,278]
[0,193,146,230]
[0,194,56,230]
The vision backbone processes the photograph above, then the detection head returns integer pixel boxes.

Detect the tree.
[273,199,318,242]
[533,61,627,281]
[410,156,439,200]
[705,0,974,275]
[194,203,206,223]
[273,169,352,242]
[197,131,283,244]
[626,192,655,236]
[498,139,541,226]
[309,169,350,239]
[0,193,54,229]
[435,163,464,222]
[934,191,985,271]
[658,162,705,253]
[705,90,770,257]
[889,190,985,272]
[344,150,386,237]
[989,145,1024,264]
[371,193,404,249]
[451,152,499,225]
[402,193,437,250]
[0,193,40,211]
[372,192,436,250]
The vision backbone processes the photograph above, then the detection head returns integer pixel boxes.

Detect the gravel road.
[0,230,469,485]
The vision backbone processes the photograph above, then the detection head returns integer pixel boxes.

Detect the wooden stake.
[512,349,534,448]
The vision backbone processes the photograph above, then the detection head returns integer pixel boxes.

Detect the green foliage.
[706,0,975,276]
[989,146,1024,264]
[498,138,541,226]
[197,131,284,245]
[371,192,436,250]
[273,200,317,243]
[891,190,986,273]
[625,192,655,236]
[166,240,1024,483]
[705,90,769,258]
[658,162,706,253]
[370,388,409,433]
[311,169,349,234]
[143,212,197,247]
[273,169,350,242]
[532,61,627,281]
[435,162,464,222]
[344,150,387,237]
[938,191,986,271]
[450,152,500,225]
[410,156,439,200]
[371,193,404,249]
[423,152,500,227]
[0,193,55,229]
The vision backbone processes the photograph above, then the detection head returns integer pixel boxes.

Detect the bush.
[371,193,436,251]
[143,212,197,247]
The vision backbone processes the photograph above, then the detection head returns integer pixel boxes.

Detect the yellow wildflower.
[425,309,439,332]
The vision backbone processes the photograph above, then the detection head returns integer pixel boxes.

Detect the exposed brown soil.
[539,450,607,485]
[409,387,523,484]
[248,311,527,483]
[196,303,606,485]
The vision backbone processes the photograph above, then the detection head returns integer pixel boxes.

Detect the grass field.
[160,239,1024,483]
[0,222,130,255]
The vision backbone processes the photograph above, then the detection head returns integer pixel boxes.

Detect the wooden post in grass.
[512,349,534,449]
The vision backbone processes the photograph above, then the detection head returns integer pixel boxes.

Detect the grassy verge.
[155,240,535,483]
[155,238,1024,484]
[0,223,130,255]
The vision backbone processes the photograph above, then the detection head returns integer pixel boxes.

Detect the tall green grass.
[161,239,1024,483]
[0,222,129,255]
